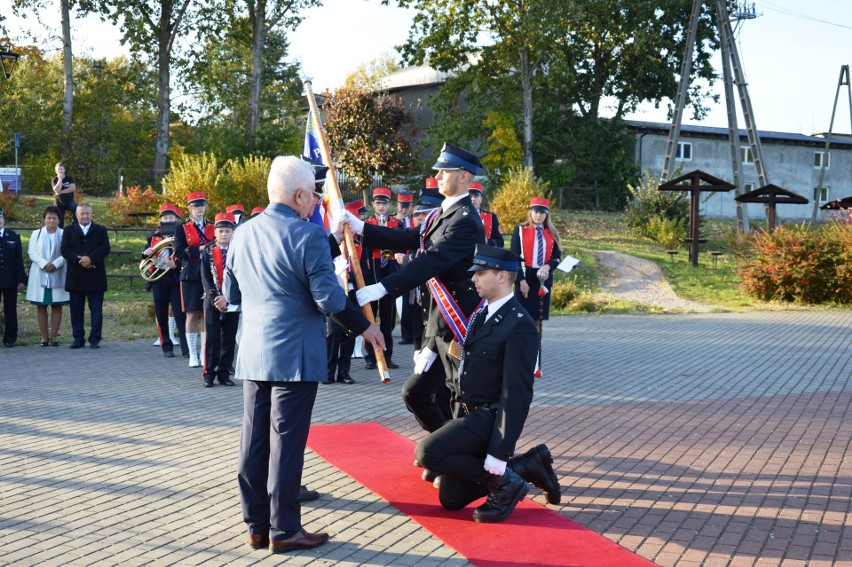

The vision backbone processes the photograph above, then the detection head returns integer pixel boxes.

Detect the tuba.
[139,238,175,282]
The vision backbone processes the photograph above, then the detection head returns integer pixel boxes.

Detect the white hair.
[267,156,315,204]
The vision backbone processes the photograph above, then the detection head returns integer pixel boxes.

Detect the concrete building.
[627,120,852,220]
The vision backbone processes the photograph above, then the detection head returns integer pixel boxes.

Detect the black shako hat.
[432,143,485,175]
[468,244,522,276]
[300,155,329,188]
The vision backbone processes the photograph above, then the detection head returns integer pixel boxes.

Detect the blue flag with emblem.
[303,111,326,229]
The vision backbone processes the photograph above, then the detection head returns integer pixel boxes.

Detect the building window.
[744,182,755,193]
[814,151,830,169]
[740,146,754,164]
[676,142,692,161]
[815,186,830,203]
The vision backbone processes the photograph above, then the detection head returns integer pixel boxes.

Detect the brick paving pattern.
[1,310,850,566]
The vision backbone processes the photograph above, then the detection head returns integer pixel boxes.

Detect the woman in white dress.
[27,206,70,346]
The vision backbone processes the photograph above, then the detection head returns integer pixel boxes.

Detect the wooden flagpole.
[303,79,390,384]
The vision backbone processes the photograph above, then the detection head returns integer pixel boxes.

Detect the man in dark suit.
[224,156,384,554]
[61,203,110,349]
[0,209,27,347]
[346,143,486,437]
[414,245,561,523]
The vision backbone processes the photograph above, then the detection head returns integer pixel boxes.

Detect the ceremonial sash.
[425,278,485,345]
[521,225,554,268]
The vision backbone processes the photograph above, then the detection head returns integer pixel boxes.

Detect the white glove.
[413,349,420,363]
[413,348,438,374]
[484,454,507,476]
[342,210,365,235]
[356,283,387,306]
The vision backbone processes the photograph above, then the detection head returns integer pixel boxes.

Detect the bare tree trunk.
[60,0,74,156]
[520,46,534,169]
[152,4,172,184]
[246,2,267,149]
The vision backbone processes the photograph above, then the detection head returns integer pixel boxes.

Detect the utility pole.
[813,65,852,221]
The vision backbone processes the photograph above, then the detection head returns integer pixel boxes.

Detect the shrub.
[738,222,851,304]
[625,170,689,243]
[106,185,162,226]
[550,278,579,310]
[490,166,551,230]
[217,155,272,213]
[0,191,19,221]
[163,152,221,211]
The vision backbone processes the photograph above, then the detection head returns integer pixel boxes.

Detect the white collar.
[440,193,467,211]
[483,292,514,321]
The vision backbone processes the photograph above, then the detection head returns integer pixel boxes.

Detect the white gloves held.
[342,210,365,235]
[483,454,507,476]
[413,348,438,374]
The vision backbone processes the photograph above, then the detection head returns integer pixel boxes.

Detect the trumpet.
[139,238,175,282]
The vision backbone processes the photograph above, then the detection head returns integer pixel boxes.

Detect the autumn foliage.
[738,222,852,304]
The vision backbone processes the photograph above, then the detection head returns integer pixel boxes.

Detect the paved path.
[1,311,850,566]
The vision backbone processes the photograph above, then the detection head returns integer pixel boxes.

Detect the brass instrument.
[139,238,176,282]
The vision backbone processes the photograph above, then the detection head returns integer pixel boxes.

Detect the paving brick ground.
[1,310,850,566]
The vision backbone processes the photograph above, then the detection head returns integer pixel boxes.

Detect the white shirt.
[483,291,514,322]
[80,223,91,236]
[440,193,468,211]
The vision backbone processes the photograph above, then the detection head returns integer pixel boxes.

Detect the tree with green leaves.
[324,87,416,191]
[345,51,402,91]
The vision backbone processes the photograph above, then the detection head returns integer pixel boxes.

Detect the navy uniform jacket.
[60,222,110,292]
[457,296,538,461]
[0,229,26,288]
[361,195,485,341]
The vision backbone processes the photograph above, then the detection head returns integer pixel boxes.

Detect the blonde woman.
[509,198,561,377]
[27,206,69,346]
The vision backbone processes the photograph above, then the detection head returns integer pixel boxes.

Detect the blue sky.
[4,0,852,135]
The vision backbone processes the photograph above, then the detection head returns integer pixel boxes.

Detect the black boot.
[508,444,561,505]
[472,468,528,523]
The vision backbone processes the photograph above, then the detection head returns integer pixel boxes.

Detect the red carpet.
[308,422,656,567]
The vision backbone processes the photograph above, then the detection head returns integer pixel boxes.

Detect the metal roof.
[624,120,852,147]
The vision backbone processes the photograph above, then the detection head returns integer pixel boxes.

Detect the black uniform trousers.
[152,274,188,356]
[203,307,239,383]
[326,320,356,380]
[415,407,495,510]
[238,380,318,540]
[363,294,395,364]
[399,296,414,343]
[0,287,18,344]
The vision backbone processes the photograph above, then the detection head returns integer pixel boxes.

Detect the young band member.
[200,213,239,388]
[415,245,561,523]
[142,203,188,358]
[395,190,416,345]
[174,191,215,368]
[360,187,402,370]
[510,197,562,378]
[468,182,504,247]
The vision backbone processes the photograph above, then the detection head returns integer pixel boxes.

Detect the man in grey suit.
[224,156,383,554]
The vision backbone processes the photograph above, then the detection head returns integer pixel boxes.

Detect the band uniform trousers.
[152,273,188,356]
[203,307,239,383]
[238,380,318,540]
[361,258,397,364]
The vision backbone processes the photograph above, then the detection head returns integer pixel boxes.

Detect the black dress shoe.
[297,485,320,503]
[336,372,355,384]
[3,341,15,347]
[164,351,175,358]
[203,380,214,388]
[270,529,329,553]
[89,342,100,349]
[364,360,377,370]
[422,469,438,482]
[70,340,85,349]
[218,378,235,386]
[385,358,399,369]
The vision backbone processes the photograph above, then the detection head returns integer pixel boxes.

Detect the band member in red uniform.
[510,197,562,378]
[360,187,402,370]
[469,182,504,248]
[250,206,264,219]
[174,191,215,368]
[394,190,415,345]
[200,213,239,388]
[142,203,188,359]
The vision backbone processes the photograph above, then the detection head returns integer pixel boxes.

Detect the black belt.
[460,401,498,415]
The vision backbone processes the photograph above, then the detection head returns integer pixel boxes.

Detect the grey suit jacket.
[224,203,346,382]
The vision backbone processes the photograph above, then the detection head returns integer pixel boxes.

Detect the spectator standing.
[0,208,27,347]
[27,206,69,346]
[61,203,110,349]
[51,162,77,228]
